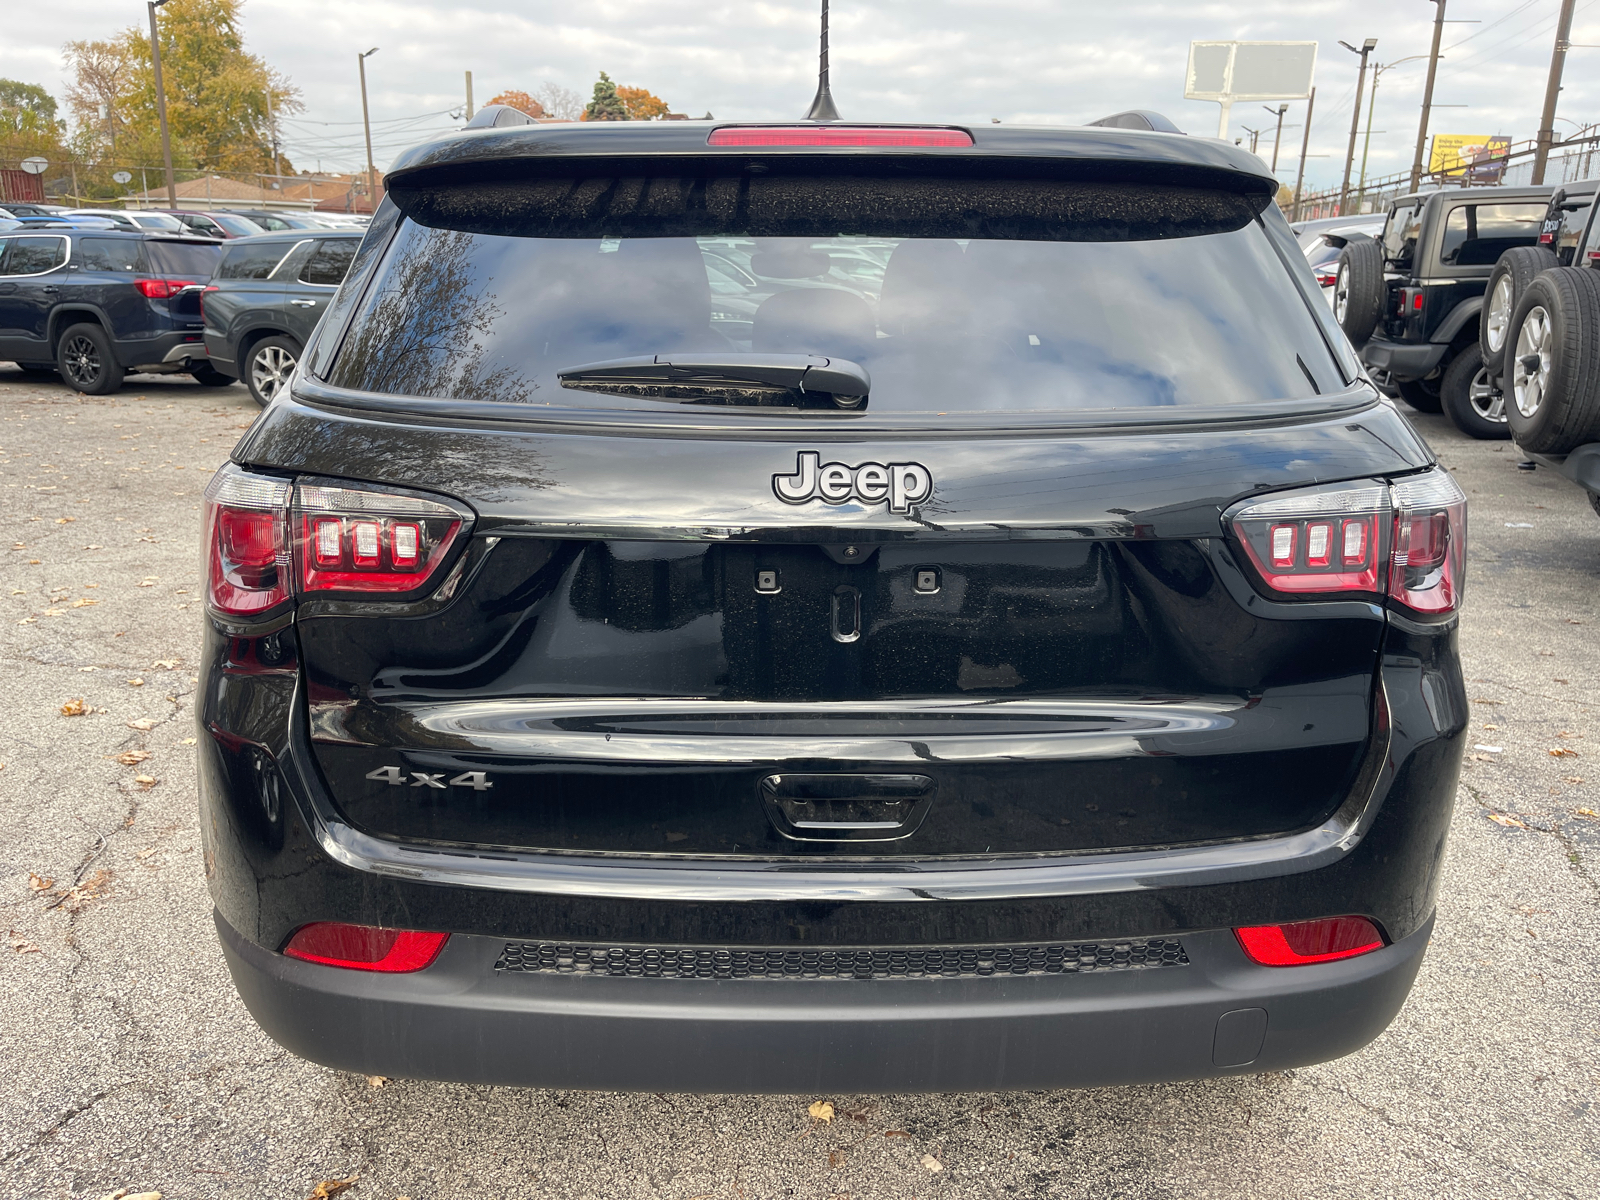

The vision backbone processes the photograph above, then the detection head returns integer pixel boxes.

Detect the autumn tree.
[0,79,68,163]
[616,86,669,121]
[581,72,627,122]
[484,90,545,118]
[63,38,134,153]
[83,0,302,173]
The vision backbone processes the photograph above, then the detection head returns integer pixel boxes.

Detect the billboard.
[1429,134,1512,184]
[1186,41,1318,138]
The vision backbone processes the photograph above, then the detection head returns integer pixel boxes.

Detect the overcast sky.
[4,0,1597,189]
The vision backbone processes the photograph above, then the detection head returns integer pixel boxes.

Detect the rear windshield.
[1439,202,1545,266]
[327,175,1345,414]
[145,239,224,278]
[217,239,296,279]
[1382,203,1421,264]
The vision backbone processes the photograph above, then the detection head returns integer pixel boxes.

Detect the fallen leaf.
[55,516,75,524]
[307,1177,357,1199]
[921,1154,944,1172]
[152,658,179,669]
[127,719,156,731]
[883,1130,913,1138]
[829,1149,846,1168]
[181,737,197,746]
[1550,747,1578,758]
[1488,813,1527,829]
[1566,777,1586,785]
[367,1075,387,1087]
[114,750,151,766]
[60,698,87,716]
[70,598,98,607]
[28,872,54,892]
[1576,808,1597,818]
[127,678,145,688]
[134,775,158,788]
[7,930,40,954]
[808,1100,835,1122]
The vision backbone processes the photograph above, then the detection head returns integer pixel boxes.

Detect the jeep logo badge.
[773,452,933,514]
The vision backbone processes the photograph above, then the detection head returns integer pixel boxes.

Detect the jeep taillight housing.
[1229,467,1466,615]
[204,469,292,616]
[205,465,471,617]
[295,480,465,594]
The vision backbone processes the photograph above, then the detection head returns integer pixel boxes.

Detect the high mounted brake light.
[1228,467,1465,615]
[707,126,973,148]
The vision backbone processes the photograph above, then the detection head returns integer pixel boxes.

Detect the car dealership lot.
[1,368,1596,1200]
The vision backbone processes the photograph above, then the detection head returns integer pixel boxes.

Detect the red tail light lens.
[1236,916,1386,966]
[707,125,973,147]
[1228,468,1465,615]
[282,922,448,972]
[134,277,196,299]
[1390,471,1467,614]
[295,480,468,595]
[204,467,291,617]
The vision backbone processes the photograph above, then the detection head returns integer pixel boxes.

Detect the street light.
[1338,38,1378,217]
[1358,56,1429,199]
[147,0,177,208]
[358,47,380,212]
[1263,104,1289,171]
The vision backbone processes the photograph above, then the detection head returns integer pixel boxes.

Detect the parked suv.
[0,228,229,393]
[1500,180,1600,518]
[202,119,1466,1093]
[202,230,361,405]
[1337,185,1552,438]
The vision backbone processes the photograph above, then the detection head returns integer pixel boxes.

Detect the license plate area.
[760,772,935,841]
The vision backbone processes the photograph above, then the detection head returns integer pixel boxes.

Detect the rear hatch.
[238,127,1431,860]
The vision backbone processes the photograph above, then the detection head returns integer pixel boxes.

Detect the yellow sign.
[1429,134,1511,182]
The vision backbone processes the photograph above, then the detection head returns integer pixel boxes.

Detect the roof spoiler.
[1087,110,1185,134]
[465,105,539,130]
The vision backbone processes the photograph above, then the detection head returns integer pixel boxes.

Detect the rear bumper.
[1361,337,1448,382]
[216,909,1432,1092]
[115,329,208,370]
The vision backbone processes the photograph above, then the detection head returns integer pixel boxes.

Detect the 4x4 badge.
[773,451,933,514]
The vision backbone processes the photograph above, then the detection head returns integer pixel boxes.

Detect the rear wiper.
[557,353,870,410]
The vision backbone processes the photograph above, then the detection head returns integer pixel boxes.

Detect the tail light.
[204,468,291,617]
[296,480,467,594]
[134,277,196,298]
[1314,269,1339,287]
[205,465,472,618]
[1235,916,1385,966]
[282,922,448,972]
[1228,467,1465,615]
[707,125,973,147]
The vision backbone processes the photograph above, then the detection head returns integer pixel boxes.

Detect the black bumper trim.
[216,909,1432,1093]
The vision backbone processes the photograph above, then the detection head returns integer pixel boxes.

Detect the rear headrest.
[877,240,967,336]
[752,288,877,362]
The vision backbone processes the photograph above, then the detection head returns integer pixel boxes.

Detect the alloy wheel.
[1467,366,1506,423]
[61,335,102,390]
[251,344,297,402]
[1512,306,1552,419]
[1485,275,1513,354]
[1333,264,1349,324]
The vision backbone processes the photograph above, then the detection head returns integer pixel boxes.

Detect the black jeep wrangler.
[1336,186,1552,438]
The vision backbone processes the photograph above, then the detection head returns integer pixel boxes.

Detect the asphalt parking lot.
[1,366,1597,1200]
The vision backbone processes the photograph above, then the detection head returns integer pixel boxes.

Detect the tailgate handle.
[760,773,935,842]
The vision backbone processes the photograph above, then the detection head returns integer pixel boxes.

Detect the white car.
[1303,220,1385,304]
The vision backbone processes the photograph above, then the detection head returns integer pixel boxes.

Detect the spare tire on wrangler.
[1506,267,1600,454]
[1481,245,1557,382]
[1334,235,1385,347]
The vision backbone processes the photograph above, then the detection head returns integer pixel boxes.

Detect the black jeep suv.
[0,228,229,393]
[202,230,362,405]
[1336,185,1551,439]
[201,119,1467,1093]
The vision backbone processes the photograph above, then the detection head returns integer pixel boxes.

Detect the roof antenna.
[803,0,841,121]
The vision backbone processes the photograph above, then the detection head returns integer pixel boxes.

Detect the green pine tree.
[582,72,627,122]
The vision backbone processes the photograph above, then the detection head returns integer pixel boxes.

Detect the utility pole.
[1338,38,1378,216]
[147,0,177,208]
[266,88,280,184]
[1358,66,1385,201]
[1533,0,1579,185]
[1265,104,1288,171]
[358,47,380,210]
[465,70,474,121]
[1292,88,1316,222]
[1409,0,1447,192]
[1241,126,1263,155]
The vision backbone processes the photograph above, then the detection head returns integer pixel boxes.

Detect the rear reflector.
[134,277,196,299]
[295,480,467,595]
[1235,917,1385,966]
[1228,467,1465,614]
[204,467,291,617]
[707,125,973,148]
[283,922,448,972]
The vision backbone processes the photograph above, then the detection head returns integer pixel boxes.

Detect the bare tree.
[533,82,583,122]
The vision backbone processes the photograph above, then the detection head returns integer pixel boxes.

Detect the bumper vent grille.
[495,938,1188,980]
